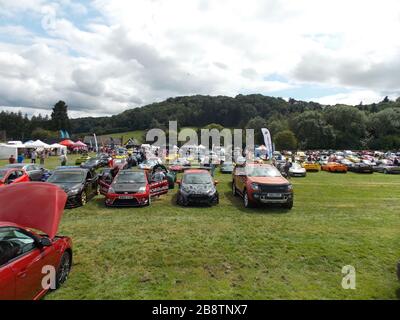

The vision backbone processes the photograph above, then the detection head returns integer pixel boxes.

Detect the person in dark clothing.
[8,155,16,164]
[394,158,399,166]
[284,161,292,178]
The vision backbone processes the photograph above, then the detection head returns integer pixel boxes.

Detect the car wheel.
[146,196,151,206]
[80,191,87,206]
[232,182,238,197]
[283,199,294,210]
[243,191,253,208]
[56,251,71,289]
[384,169,388,174]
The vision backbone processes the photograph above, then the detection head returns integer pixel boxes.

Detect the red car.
[0,183,72,300]
[0,167,30,187]
[99,169,169,207]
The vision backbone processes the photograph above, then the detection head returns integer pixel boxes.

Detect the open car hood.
[0,182,67,239]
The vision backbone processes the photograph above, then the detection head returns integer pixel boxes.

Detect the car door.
[15,170,30,183]
[149,173,168,197]
[5,171,18,185]
[234,167,246,195]
[84,171,93,197]
[0,264,15,300]
[98,172,112,195]
[1,228,57,300]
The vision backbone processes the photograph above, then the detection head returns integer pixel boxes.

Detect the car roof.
[54,167,89,172]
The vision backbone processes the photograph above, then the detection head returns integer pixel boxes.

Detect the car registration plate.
[267,193,282,198]
[119,195,134,200]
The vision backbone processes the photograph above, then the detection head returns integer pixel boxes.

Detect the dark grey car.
[6,164,47,181]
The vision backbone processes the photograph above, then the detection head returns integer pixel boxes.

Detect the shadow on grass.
[223,182,292,215]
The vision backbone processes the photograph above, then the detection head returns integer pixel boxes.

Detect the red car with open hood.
[0,167,30,187]
[0,183,72,300]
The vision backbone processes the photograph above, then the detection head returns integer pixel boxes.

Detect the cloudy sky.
[1,0,400,118]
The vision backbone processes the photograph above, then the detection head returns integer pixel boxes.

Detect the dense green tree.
[51,100,70,131]
[290,111,335,149]
[245,116,268,145]
[323,105,367,149]
[274,130,298,150]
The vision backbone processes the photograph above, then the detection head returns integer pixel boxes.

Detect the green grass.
[1,156,400,299]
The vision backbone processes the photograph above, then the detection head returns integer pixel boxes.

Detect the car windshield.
[48,171,85,183]
[115,172,146,184]
[246,166,281,177]
[0,170,7,180]
[183,173,212,184]
[292,163,302,169]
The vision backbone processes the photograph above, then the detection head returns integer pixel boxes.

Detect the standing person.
[8,155,16,164]
[284,160,292,178]
[60,153,68,166]
[40,152,45,165]
[31,150,37,164]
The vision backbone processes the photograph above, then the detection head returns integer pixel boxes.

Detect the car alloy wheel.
[244,192,249,208]
[81,191,87,206]
[56,252,71,288]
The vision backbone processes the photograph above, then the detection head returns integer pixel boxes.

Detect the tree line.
[1,95,400,150]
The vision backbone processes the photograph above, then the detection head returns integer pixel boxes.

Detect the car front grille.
[259,184,289,193]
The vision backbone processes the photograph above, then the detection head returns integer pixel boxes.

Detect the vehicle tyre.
[80,191,87,206]
[384,169,388,174]
[232,182,238,197]
[56,251,71,289]
[243,191,253,208]
[283,199,294,210]
[146,196,151,206]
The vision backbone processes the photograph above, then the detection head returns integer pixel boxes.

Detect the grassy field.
[1,155,400,299]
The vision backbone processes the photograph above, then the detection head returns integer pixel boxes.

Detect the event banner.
[261,128,273,157]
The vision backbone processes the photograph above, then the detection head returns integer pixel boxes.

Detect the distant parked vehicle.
[289,163,306,177]
[321,162,348,173]
[5,163,48,181]
[220,162,234,174]
[349,162,373,174]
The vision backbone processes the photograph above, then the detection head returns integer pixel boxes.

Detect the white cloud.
[1,0,400,117]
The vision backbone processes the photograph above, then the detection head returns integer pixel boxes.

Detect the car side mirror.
[38,237,52,247]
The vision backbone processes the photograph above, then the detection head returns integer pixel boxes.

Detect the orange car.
[321,162,347,173]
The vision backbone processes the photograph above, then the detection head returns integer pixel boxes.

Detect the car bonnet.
[0,182,67,239]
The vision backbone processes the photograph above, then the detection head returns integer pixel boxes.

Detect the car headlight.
[138,186,146,193]
[286,184,293,192]
[68,188,81,195]
[251,183,259,191]
[108,187,115,194]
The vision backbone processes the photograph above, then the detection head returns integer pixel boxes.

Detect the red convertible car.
[0,183,72,300]
[0,167,30,187]
[99,169,169,207]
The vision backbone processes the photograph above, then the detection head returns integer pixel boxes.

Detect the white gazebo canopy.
[25,140,50,149]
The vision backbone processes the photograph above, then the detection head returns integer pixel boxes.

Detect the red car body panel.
[0,168,30,187]
[99,170,169,206]
[0,183,71,300]
[0,183,67,239]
